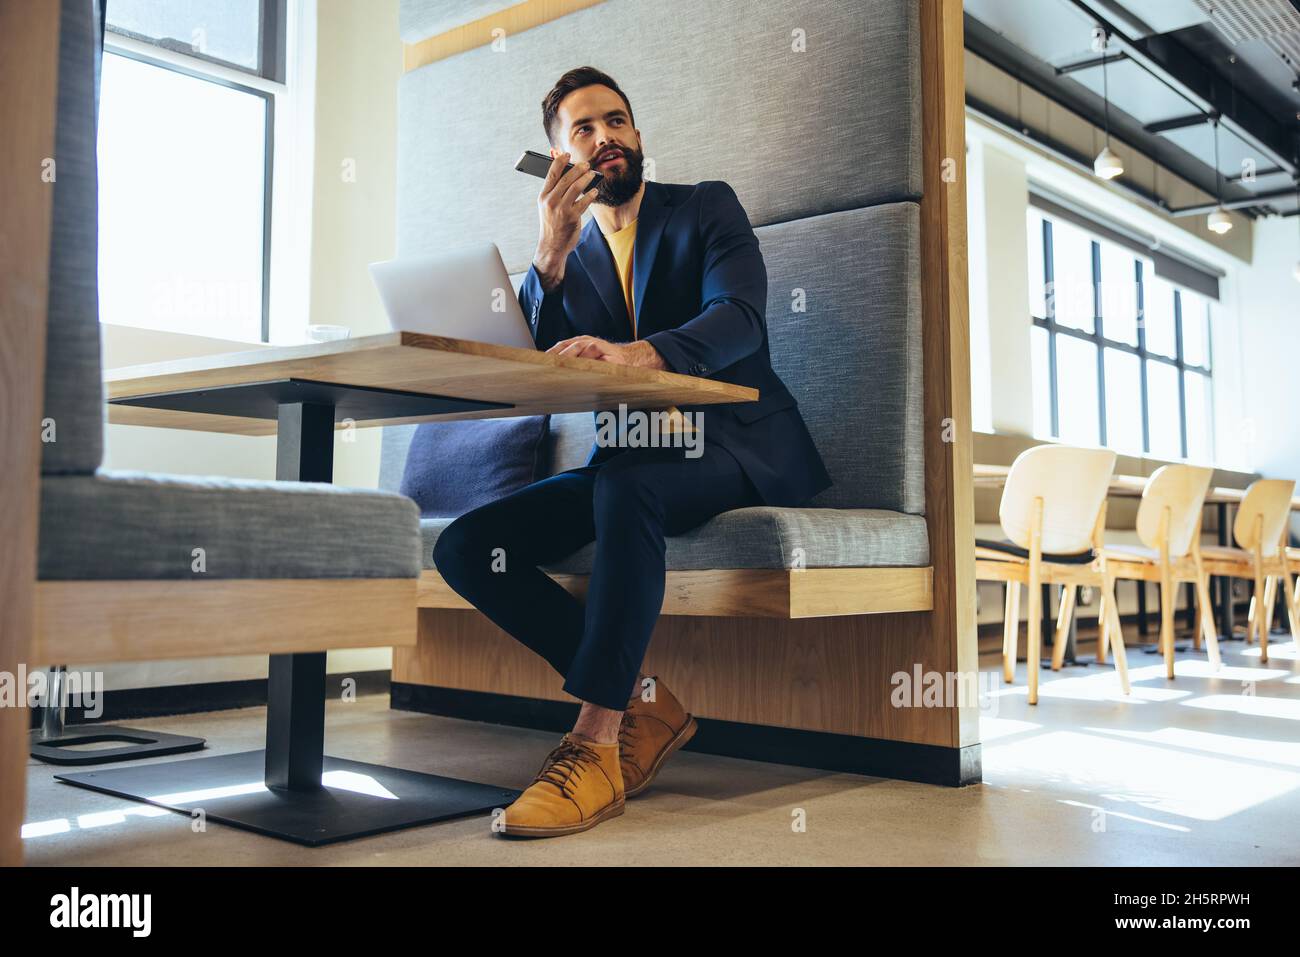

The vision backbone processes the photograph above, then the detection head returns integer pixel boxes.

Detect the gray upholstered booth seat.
[39,471,421,581]
[389,0,930,584]
[415,507,930,573]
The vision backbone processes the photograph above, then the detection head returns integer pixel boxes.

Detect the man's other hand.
[545,336,668,370]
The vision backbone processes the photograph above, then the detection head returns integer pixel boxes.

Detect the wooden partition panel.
[0,0,63,866]
[918,0,979,749]
[400,607,959,746]
[403,0,605,70]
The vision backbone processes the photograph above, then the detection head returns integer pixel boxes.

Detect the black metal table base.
[56,751,520,846]
[88,392,522,845]
[31,726,205,766]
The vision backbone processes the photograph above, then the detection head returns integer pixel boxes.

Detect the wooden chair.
[1104,465,1219,678]
[1289,546,1300,625]
[1200,479,1300,664]
[975,446,1127,704]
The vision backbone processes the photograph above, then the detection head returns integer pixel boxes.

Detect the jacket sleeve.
[643,180,767,377]
[518,263,577,351]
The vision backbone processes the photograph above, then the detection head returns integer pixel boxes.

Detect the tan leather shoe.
[498,733,624,838]
[619,676,697,798]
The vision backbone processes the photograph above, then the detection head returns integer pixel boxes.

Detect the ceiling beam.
[1169,188,1300,217]
[1144,114,1210,134]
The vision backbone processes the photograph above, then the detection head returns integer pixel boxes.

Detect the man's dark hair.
[541,66,635,144]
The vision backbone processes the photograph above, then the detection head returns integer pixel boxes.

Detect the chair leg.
[1293,567,1300,626]
[1051,585,1076,671]
[1102,576,1130,695]
[1253,566,1274,665]
[1003,581,1021,685]
[1260,574,1274,664]
[1195,574,1222,671]
[1096,583,1111,664]
[1026,568,1042,705]
[1160,565,1175,679]
[1264,576,1278,633]
[1193,583,1204,651]
[1281,571,1300,653]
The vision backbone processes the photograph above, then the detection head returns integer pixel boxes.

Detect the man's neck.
[592,181,645,235]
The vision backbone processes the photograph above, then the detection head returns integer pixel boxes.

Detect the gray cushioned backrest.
[548,412,597,474]
[400,0,516,42]
[381,203,926,508]
[397,0,921,271]
[43,0,104,475]
[379,424,418,492]
[758,203,924,514]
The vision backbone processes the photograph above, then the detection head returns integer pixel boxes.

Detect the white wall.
[1234,215,1300,481]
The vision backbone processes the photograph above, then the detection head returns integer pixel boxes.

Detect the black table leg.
[1216,502,1239,641]
[1137,580,1149,637]
[57,399,518,845]
[265,402,334,791]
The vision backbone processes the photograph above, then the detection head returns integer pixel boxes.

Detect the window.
[1028,209,1214,462]
[98,1,294,342]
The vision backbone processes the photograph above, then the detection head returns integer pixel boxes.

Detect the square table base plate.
[56,750,521,846]
[31,726,205,766]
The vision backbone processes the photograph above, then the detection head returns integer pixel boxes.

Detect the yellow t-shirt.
[603,216,696,435]
[603,217,638,337]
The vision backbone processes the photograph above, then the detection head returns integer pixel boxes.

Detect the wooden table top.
[105,332,758,436]
[973,463,1299,509]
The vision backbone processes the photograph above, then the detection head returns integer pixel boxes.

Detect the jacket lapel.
[574,218,628,336]
[631,181,671,336]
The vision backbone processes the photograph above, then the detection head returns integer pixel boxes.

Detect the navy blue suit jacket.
[517,179,831,507]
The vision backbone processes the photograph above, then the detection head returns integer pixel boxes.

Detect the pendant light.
[1093,31,1124,180]
[1207,116,1233,235]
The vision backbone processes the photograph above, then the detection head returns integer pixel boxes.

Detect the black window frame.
[105,0,286,82]
[1032,213,1214,461]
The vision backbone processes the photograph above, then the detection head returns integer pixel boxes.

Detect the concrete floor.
[21,633,1300,866]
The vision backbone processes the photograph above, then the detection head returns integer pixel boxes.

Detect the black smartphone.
[515,149,604,191]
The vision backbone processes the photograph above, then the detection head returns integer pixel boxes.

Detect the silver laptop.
[368,244,536,349]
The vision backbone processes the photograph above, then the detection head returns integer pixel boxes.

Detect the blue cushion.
[399,416,549,518]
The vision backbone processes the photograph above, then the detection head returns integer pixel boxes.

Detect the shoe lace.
[617,713,639,753]
[534,738,601,800]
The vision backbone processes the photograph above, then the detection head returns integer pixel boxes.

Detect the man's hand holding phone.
[532,150,600,292]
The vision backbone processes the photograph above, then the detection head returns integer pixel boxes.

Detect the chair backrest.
[999,445,1117,554]
[1233,479,1296,557]
[1135,464,1213,557]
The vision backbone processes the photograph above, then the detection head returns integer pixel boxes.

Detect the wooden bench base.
[33,578,417,665]
[394,681,981,786]
[418,566,934,618]
[394,600,980,786]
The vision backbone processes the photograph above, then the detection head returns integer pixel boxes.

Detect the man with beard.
[433,67,830,837]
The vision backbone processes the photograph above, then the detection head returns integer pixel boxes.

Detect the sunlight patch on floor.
[1086,725,1300,768]
[984,729,1299,822]
[1181,694,1300,721]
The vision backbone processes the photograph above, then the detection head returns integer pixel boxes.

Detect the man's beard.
[594,145,644,206]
